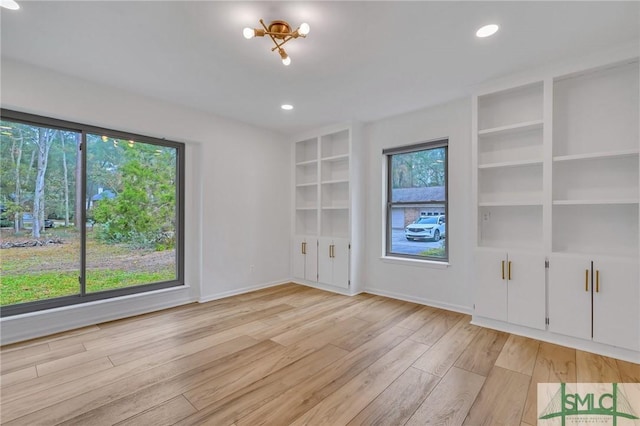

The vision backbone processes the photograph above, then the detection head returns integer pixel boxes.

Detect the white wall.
[0,59,291,344]
[363,98,473,313]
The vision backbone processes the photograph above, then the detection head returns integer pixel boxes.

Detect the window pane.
[1,120,81,305]
[85,134,177,293]
[388,145,447,260]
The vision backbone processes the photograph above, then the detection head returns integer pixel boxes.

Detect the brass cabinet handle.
[508,261,512,281]
[585,269,589,291]
[302,242,306,255]
[501,261,505,280]
[596,270,600,293]
[329,244,333,258]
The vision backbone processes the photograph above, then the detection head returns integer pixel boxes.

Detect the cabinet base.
[472,315,639,364]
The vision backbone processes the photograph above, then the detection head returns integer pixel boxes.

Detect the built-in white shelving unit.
[473,57,640,357]
[476,81,545,252]
[292,126,361,292]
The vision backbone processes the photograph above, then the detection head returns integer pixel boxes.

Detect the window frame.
[0,109,185,317]
[384,139,449,262]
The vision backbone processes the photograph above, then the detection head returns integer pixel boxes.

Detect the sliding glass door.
[0,121,81,305]
[85,134,178,293]
[0,110,184,315]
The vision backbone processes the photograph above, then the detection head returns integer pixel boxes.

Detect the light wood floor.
[1,283,638,425]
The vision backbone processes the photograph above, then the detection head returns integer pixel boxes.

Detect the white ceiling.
[1,1,639,135]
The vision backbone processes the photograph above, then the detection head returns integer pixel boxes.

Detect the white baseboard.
[0,286,193,346]
[363,287,472,315]
[198,279,291,303]
[472,316,640,364]
[290,279,360,296]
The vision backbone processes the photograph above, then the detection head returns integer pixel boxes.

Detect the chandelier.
[243,19,310,66]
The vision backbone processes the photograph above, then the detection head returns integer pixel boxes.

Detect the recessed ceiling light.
[0,0,20,10]
[281,104,294,111]
[476,24,499,38]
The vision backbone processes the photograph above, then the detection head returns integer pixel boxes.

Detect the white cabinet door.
[293,236,317,282]
[507,251,546,330]
[304,237,318,282]
[548,255,592,341]
[593,259,640,351]
[318,237,349,289]
[331,238,350,289]
[318,237,333,285]
[474,249,508,322]
[292,236,306,280]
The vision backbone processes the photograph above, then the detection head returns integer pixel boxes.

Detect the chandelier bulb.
[243,27,255,39]
[299,22,310,36]
[278,48,291,66]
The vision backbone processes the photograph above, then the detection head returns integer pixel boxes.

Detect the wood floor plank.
[269,297,383,346]
[346,367,440,426]
[60,339,279,426]
[576,351,622,382]
[3,357,114,405]
[405,366,485,426]
[1,325,100,353]
[0,343,86,375]
[175,345,349,425]
[289,339,429,426]
[331,301,422,352]
[106,319,270,367]
[412,316,480,377]
[83,302,292,352]
[114,395,197,426]
[396,305,442,331]
[462,366,531,426]
[181,337,346,412]
[54,340,284,426]
[0,366,37,388]
[495,334,539,375]
[455,327,509,377]
[409,309,464,346]
[0,343,50,364]
[2,336,263,424]
[235,326,413,426]
[617,358,640,382]
[35,305,286,376]
[521,342,576,425]
[259,292,359,327]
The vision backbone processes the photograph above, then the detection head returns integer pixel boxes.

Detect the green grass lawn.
[1,227,175,306]
[1,269,175,305]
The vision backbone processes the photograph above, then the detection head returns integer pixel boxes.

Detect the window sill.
[379,256,450,269]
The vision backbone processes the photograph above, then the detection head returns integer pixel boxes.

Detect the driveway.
[390,229,443,255]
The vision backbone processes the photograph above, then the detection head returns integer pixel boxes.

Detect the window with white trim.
[385,139,448,261]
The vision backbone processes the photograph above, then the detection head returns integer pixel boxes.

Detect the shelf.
[478,159,543,169]
[321,206,349,210]
[321,179,349,185]
[553,199,639,206]
[296,159,318,166]
[553,149,639,162]
[321,154,349,162]
[478,120,543,136]
[296,182,317,188]
[479,201,543,207]
[296,207,317,211]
